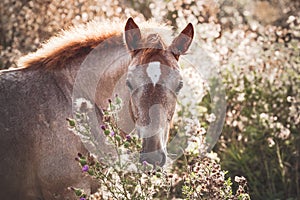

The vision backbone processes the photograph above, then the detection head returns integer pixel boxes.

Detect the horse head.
[124,18,194,166]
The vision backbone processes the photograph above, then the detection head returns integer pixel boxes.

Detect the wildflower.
[142,160,148,166]
[125,134,131,141]
[206,113,216,122]
[237,92,245,101]
[110,131,115,136]
[287,96,293,102]
[80,198,86,200]
[198,127,206,135]
[267,138,275,148]
[276,127,291,140]
[259,113,268,120]
[207,152,220,162]
[82,165,89,172]
[234,176,247,184]
[74,98,93,112]
[100,125,106,130]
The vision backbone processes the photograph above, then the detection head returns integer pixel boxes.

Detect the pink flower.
[82,165,89,172]
[142,161,148,166]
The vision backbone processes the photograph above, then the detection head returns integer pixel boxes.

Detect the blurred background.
[0,0,299,199]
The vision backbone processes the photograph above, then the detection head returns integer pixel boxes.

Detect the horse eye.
[175,80,183,94]
[126,79,133,90]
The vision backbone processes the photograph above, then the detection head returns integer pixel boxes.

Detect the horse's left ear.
[169,23,194,60]
[124,17,141,52]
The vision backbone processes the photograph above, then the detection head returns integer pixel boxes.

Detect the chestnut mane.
[18,19,172,70]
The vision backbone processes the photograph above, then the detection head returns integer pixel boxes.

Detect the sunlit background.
[0,0,299,199]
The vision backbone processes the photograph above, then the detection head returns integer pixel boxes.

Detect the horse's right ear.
[124,17,141,52]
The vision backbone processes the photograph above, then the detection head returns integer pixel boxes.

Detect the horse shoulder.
[0,68,92,199]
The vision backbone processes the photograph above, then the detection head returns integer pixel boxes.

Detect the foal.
[0,18,193,199]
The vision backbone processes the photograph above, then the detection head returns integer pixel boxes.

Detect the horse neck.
[53,42,131,108]
[95,45,131,108]
[51,55,87,102]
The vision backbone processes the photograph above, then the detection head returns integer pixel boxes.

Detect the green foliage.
[215,64,300,199]
[192,5,300,199]
[195,27,300,198]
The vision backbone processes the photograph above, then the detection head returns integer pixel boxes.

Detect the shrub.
[197,16,300,200]
[68,97,250,199]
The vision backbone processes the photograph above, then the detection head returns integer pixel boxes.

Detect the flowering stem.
[276,142,285,182]
[120,175,130,200]
[96,167,122,199]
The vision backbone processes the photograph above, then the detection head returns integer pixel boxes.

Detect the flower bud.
[125,134,132,141]
[79,158,87,166]
[87,169,94,175]
[67,118,76,127]
[115,96,122,105]
[156,172,162,178]
[104,130,110,135]
[74,189,82,196]
[115,135,121,142]
[124,141,130,148]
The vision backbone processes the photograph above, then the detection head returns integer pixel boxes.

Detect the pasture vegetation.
[1,0,299,199]
[68,97,250,199]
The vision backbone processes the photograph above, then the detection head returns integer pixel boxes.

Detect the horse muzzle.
[140,149,166,167]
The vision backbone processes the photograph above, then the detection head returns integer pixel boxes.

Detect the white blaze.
[146,62,161,86]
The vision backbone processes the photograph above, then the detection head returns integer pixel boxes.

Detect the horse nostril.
[140,150,166,167]
[159,152,166,166]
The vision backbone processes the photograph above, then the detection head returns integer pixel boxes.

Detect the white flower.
[199,127,206,135]
[267,137,275,147]
[74,98,93,112]
[206,113,216,122]
[237,92,245,102]
[185,136,200,154]
[276,127,291,140]
[206,152,220,162]
[235,176,246,183]
[185,136,207,155]
[259,113,268,120]
[287,96,294,102]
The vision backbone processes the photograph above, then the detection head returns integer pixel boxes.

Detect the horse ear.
[169,23,194,60]
[124,17,141,52]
